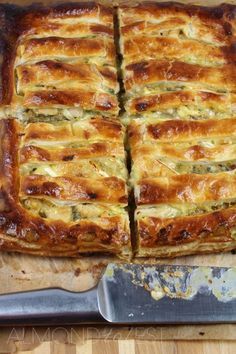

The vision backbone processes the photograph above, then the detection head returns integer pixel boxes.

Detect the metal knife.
[0,263,235,325]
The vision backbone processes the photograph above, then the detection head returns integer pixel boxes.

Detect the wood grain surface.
[2,339,236,354]
[0,252,235,346]
[1,324,236,353]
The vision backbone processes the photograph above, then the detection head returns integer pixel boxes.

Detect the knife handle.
[0,287,103,325]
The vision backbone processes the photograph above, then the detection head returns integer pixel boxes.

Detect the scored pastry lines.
[0,2,236,258]
[0,3,119,121]
[0,3,131,258]
[119,2,236,257]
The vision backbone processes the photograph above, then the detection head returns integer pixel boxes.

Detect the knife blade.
[0,263,235,325]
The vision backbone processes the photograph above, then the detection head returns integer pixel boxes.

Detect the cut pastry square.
[0,2,119,121]
[0,117,131,258]
[118,2,236,121]
[128,118,236,257]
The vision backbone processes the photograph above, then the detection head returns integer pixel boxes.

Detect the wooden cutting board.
[0,251,235,344]
[1,337,236,353]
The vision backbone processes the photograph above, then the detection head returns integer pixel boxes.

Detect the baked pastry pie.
[1,1,236,259]
[0,2,119,121]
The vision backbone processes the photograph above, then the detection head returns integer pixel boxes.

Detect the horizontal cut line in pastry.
[120,20,231,47]
[13,90,119,121]
[21,175,128,204]
[19,23,113,41]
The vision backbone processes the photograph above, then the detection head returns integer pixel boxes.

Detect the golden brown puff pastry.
[125,61,236,94]
[128,118,236,146]
[129,116,236,257]
[125,91,236,120]
[16,4,114,41]
[136,207,236,258]
[121,2,236,259]
[23,116,124,143]
[16,37,116,66]
[1,1,236,261]
[119,2,236,45]
[131,143,236,181]
[136,173,236,205]
[19,23,114,41]
[16,61,118,95]
[0,118,131,258]
[121,36,234,67]
[119,2,236,121]
[0,2,119,121]
[20,142,124,164]
[120,17,232,47]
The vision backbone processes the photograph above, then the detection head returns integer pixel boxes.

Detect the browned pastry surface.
[128,118,236,145]
[119,1,236,120]
[136,207,236,257]
[1,1,236,259]
[129,117,236,257]
[0,118,131,258]
[0,2,119,121]
[123,2,236,258]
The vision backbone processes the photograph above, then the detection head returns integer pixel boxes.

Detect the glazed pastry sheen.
[0,118,130,257]
[1,1,236,259]
[0,2,119,121]
[121,2,236,257]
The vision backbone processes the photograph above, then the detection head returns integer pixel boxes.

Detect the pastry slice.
[0,117,131,258]
[118,2,236,121]
[0,2,119,121]
[129,118,236,257]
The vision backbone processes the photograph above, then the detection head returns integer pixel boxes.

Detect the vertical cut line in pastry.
[113,5,136,253]
[2,1,236,261]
